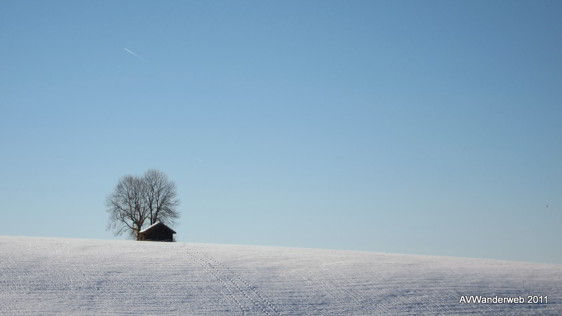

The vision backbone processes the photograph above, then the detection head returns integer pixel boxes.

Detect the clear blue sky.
[1,0,561,264]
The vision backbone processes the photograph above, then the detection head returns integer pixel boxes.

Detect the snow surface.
[0,236,561,315]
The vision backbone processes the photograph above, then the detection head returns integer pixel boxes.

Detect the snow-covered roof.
[139,221,160,233]
[139,221,176,234]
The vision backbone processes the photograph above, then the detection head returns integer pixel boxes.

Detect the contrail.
[123,48,145,60]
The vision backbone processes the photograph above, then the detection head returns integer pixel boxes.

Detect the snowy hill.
[1,236,560,315]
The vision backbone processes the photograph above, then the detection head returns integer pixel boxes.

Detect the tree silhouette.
[106,170,180,239]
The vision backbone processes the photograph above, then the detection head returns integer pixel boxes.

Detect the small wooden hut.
[137,222,176,242]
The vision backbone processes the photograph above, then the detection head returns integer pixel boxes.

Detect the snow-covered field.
[0,236,560,315]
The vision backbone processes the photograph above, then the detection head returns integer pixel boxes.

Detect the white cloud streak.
[123,48,146,60]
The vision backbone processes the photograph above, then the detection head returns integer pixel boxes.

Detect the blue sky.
[1,0,561,264]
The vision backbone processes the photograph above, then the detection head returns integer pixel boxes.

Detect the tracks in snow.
[180,244,281,316]
[4,237,562,315]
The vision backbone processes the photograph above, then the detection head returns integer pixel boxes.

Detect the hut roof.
[139,221,176,234]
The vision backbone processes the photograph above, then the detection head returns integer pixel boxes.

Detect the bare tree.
[143,169,180,226]
[106,175,147,239]
[106,170,180,239]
